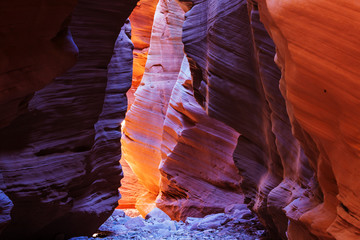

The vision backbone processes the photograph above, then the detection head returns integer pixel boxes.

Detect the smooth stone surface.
[145,208,171,222]
[196,213,229,230]
[124,217,145,229]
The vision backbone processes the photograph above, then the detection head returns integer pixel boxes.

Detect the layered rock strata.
[157,56,244,220]
[257,1,360,239]
[127,0,159,107]
[118,0,159,210]
[121,0,185,216]
[0,1,78,128]
[180,0,317,238]
[0,0,137,239]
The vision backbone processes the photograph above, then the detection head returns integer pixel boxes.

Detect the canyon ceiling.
[1,0,359,239]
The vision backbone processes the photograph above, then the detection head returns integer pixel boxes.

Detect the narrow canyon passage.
[1,0,360,240]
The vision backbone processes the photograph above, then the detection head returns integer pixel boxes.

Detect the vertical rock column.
[118,0,159,210]
[258,0,360,239]
[179,0,321,238]
[121,0,185,216]
[157,56,243,220]
[247,2,318,239]
[181,0,284,237]
[127,0,159,107]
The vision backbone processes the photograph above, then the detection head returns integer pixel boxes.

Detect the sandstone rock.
[163,220,178,231]
[157,228,171,237]
[113,209,126,218]
[196,213,229,230]
[118,159,149,209]
[127,0,159,107]
[181,0,282,237]
[185,217,202,226]
[123,209,142,218]
[118,0,159,210]
[257,0,360,239]
[145,207,171,222]
[0,190,13,234]
[0,1,78,128]
[124,216,145,229]
[121,0,185,216]
[157,56,243,220]
[180,0,315,239]
[0,0,137,239]
[224,204,248,215]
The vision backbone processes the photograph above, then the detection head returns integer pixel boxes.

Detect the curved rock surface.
[0,1,78,128]
[157,56,243,221]
[0,0,137,239]
[118,0,159,210]
[121,0,185,216]
[180,0,317,239]
[127,0,159,107]
[258,1,360,239]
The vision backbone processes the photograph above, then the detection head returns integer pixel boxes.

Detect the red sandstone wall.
[118,0,159,210]
[258,1,360,239]
[121,0,185,216]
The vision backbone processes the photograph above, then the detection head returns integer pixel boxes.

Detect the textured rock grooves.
[121,0,185,216]
[0,1,78,128]
[122,0,317,237]
[180,1,291,238]
[0,0,137,239]
[127,0,158,107]
[118,0,158,210]
[157,56,243,220]
[2,0,360,239]
[257,1,360,239]
[179,0,323,238]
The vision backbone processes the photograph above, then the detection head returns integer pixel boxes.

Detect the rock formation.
[121,0,185,216]
[0,0,137,239]
[257,1,360,239]
[178,0,320,238]
[118,0,159,210]
[122,1,315,238]
[0,1,78,128]
[127,0,159,107]
[2,0,360,239]
[157,56,244,220]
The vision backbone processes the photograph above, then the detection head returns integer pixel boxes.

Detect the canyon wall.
[1,0,359,239]
[174,0,360,239]
[0,1,78,128]
[0,0,137,239]
[127,0,159,106]
[125,0,360,239]
[157,56,243,220]
[179,0,319,238]
[121,0,185,216]
[257,1,360,239]
[118,0,159,210]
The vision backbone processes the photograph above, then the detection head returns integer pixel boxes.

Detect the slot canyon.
[0,0,359,239]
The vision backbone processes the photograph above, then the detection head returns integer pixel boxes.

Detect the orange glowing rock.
[258,0,360,239]
[121,0,185,216]
[117,0,159,211]
[118,159,148,209]
[127,0,159,108]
